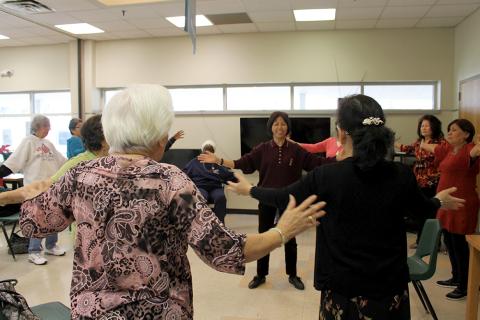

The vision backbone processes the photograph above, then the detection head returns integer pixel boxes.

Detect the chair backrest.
[413,219,442,277]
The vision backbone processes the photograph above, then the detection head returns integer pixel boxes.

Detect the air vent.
[0,0,54,14]
[205,13,252,25]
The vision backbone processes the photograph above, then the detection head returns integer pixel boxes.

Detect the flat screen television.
[161,149,201,169]
[240,117,331,156]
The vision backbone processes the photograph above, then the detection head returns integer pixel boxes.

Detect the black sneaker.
[436,278,460,288]
[248,276,266,289]
[288,276,305,290]
[446,288,467,300]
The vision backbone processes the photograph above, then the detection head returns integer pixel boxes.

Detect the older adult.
[229,94,463,319]
[183,140,235,223]
[0,115,66,265]
[19,85,325,320]
[421,118,480,300]
[67,118,86,159]
[198,111,329,290]
[395,114,445,247]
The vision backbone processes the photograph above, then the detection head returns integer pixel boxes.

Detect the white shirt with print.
[4,135,66,185]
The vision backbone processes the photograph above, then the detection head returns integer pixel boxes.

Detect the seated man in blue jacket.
[183,140,236,223]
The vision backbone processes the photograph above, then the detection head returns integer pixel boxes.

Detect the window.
[169,87,223,111]
[102,81,438,113]
[364,84,435,110]
[227,86,290,111]
[0,91,72,157]
[293,85,361,110]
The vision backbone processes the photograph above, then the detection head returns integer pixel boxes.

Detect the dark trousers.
[415,185,437,244]
[443,230,470,291]
[199,187,227,223]
[257,203,297,277]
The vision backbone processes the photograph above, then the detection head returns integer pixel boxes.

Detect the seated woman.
[67,118,86,159]
[183,140,236,223]
[18,85,325,320]
[228,94,464,319]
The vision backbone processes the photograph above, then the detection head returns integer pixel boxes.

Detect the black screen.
[161,149,201,169]
[240,117,331,155]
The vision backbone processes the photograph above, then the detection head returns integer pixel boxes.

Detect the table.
[466,234,480,320]
[3,173,24,189]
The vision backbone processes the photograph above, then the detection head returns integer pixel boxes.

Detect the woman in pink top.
[298,136,341,158]
[19,85,325,320]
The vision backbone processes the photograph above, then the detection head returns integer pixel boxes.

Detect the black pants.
[198,187,227,223]
[443,230,469,291]
[415,185,437,244]
[256,203,297,277]
[0,203,21,218]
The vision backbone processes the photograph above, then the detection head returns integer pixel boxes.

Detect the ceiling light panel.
[55,23,104,34]
[166,15,213,28]
[0,34,10,40]
[294,9,336,21]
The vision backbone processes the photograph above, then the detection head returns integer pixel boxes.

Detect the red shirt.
[435,143,480,234]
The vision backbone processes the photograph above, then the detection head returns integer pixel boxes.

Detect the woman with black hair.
[395,114,446,247]
[228,94,463,319]
[198,111,329,290]
[421,118,480,300]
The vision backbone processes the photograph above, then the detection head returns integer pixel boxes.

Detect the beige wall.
[454,8,480,105]
[0,43,70,92]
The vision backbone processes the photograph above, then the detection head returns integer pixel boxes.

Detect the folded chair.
[407,218,442,320]
[0,212,20,260]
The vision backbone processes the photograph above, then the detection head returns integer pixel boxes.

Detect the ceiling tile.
[376,18,419,28]
[28,12,81,25]
[416,16,465,27]
[111,29,152,38]
[381,6,430,18]
[0,39,28,47]
[295,20,335,30]
[338,0,388,7]
[17,26,64,36]
[148,1,186,16]
[388,0,436,5]
[241,0,291,12]
[93,20,140,31]
[197,0,246,14]
[38,0,101,12]
[256,22,296,32]
[436,0,480,4]
[426,4,480,17]
[146,27,186,36]
[126,17,172,28]
[67,9,125,22]
[289,0,338,9]
[0,14,39,27]
[335,19,377,29]
[336,7,383,20]
[195,25,222,34]
[247,11,293,23]
[217,23,258,33]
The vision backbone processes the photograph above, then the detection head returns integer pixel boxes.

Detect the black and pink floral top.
[20,155,246,319]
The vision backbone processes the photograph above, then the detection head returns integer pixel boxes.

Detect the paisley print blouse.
[20,155,246,319]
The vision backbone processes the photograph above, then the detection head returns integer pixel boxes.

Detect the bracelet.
[270,227,286,246]
[435,197,443,207]
[220,158,224,166]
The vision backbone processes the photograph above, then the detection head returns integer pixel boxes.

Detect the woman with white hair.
[19,85,326,320]
[0,114,66,265]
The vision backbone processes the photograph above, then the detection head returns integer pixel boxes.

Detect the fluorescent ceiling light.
[166,15,213,28]
[98,0,171,5]
[55,23,104,35]
[0,34,10,40]
[293,9,336,21]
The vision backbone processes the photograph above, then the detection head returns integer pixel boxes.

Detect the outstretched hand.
[197,151,218,164]
[435,187,465,210]
[227,172,252,196]
[173,130,185,141]
[276,195,326,241]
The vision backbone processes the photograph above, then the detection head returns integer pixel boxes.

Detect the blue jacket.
[67,136,85,159]
[183,159,236,189]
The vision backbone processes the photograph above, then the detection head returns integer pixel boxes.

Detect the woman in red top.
[395,115,445,246]
[421,118,480,300]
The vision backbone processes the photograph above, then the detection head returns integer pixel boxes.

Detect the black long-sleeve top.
[251,158,440,299]
[233,140,331,188]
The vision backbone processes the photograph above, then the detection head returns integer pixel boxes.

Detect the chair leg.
[412,280,429,313]
[9,221,17,239]
[1,223,16,261]
[416,280,438,320]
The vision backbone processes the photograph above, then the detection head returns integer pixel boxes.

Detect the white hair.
[201,140,216,151]
[30,115,50,134]
[102,84,174,154]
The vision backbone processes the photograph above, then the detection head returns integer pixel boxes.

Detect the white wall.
[0,43,70,92]
[454,8,480,102]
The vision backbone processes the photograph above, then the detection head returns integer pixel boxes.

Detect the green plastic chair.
[31,302,71,320]
[407,219,441,320]
[0,212,20,261]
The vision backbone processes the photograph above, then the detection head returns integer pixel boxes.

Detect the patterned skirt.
[319,289,410,320]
